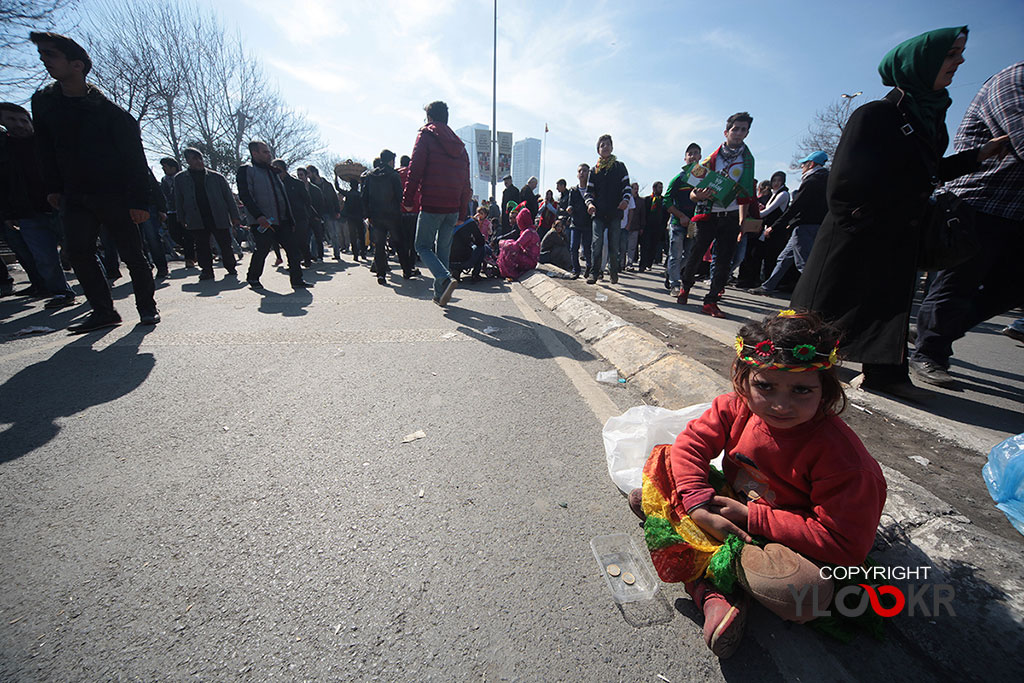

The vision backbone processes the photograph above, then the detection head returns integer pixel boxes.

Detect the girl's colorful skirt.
[640,444,745,591]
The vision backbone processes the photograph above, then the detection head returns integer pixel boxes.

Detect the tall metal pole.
[490,0,497,204]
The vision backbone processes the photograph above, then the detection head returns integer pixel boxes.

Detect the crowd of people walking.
[1,28,1020,399]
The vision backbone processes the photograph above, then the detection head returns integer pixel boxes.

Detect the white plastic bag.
[603,403,711,494]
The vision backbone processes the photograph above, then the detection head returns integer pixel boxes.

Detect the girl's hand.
[708,495,748,528]
[690,506,753,543]
[979,135,1010,162]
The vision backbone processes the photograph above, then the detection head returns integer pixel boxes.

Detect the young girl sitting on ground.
[630,310,886,658]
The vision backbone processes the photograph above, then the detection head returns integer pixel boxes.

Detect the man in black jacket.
[750,151,829,295]
[238,141,309,289]
[272,159,315,268]
[500,175,519,235]
[29,31,158,332]
[361,149,413,283]
[584,134,631,284]
[519,176,539,221]
[0,102,76,307]
[306,166,343,259]
[297,167,325,266]
[566,163,592,279]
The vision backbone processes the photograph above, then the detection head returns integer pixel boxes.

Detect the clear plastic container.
[590,533,659,603]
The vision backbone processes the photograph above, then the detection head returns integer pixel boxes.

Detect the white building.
[512,137,541,188]
[455,123,494,202]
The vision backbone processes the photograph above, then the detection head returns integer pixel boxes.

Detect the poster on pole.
[496,131,512,179]
[475,128,491,182]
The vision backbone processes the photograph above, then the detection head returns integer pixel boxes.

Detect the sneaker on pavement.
[747,287,773,296]
[610,273,619,284]
[676,289,689,306]
[438,278,457,306]
[585,275,598,285]
[139,310,161,325]
[199,270,215,281]
[68,311,122,334]
[670,286,680,298]
[44,294,77,309]
[702,302,726,318]
[1001,326,1024,343]
[909,358,956,388]
[377,276,387,285]
[247,279,263,289]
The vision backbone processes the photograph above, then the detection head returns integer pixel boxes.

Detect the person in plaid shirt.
[911,62,1022,387]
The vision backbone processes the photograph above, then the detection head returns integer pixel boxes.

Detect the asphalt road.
[0,259,1013,680]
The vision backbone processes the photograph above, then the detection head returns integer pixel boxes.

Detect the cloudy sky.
[14,0,1024,195]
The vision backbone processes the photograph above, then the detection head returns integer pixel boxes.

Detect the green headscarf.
[877,26,967,146]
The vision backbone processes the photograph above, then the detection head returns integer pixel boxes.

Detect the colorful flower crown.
[734,310,840,372]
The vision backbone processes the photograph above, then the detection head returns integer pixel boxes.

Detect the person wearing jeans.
[30,32,159,332]
[750,153,829,297]
[401,100,471,306]
[679,112,757,318]
[664,142,702,298]
[585,134,631,285]
[15,213,75,304]
[566,163,592,278]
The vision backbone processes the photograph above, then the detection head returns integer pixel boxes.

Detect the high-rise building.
[455,123,493,202]
[512,137,541,188]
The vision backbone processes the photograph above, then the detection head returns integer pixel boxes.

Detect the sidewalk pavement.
[519,268,1024,676]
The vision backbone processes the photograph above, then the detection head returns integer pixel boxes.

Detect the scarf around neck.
[595,154,617,173]
[878,26,967,148]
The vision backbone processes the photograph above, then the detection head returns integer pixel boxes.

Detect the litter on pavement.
[402,430,427,443]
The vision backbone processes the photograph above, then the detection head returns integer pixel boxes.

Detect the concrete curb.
[520,268,1024,651]
[521,272,731,406]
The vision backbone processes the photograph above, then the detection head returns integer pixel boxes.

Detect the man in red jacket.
[402,101,471,306]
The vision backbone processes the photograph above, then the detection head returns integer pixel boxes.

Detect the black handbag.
[918,190,979,271]
[884,88,980,271]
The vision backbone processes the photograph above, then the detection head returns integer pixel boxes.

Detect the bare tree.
[0,0,77,97]
[82,0,323,176]
[254,102,323,167]
[792,93,862,167]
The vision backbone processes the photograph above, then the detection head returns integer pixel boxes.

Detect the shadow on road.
[443,304,595,362]
[0,325,156,464]
[254,288,313,317]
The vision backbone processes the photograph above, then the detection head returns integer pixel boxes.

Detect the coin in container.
[621,572,636,585]
[605,564,621,577]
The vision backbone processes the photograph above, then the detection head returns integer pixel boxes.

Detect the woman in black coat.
[791,26,1007,398]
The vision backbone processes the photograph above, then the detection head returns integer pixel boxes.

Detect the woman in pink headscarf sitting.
[498,205,540,281]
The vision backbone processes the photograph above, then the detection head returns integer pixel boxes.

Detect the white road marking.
[507,285,619,424]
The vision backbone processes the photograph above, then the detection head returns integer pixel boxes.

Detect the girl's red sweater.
[670,392,887,567]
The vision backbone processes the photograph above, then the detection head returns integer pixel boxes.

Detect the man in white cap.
[750,150,829,296]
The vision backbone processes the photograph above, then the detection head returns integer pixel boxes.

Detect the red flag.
[544,123,549,133]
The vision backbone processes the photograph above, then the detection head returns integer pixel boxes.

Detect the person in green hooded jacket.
[791,26,1008,400]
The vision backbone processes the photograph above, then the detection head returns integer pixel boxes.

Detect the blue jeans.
[139,210,168,273]
[762,223,819,292]
[569,228,590,275]
[591,214,620,277]
[2,220,46,290]
[18,214,74,296]
[667,222,693,289]
[414,211,457,297]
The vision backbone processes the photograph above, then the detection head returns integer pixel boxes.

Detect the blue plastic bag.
[982,432,1024,536]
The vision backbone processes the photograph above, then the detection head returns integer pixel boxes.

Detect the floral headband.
[734,310,839,372]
